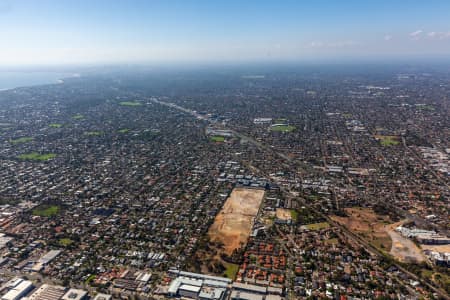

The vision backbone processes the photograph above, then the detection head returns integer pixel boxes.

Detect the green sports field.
[270,124,296,132]
[18,152,56,161]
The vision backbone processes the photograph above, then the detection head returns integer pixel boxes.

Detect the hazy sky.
[1,0,450,65]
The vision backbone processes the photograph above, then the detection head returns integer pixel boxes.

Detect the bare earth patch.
[331,207,393,251]
[276,208,292,221]
[420,244,450,253]
[208,188,265,255]
[386,222,425,263]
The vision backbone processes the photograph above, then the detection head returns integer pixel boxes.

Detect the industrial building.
[92,293,112,300]
[25,284,67,300]
[253,118,272,125]
[32,250,62,272]
[0,233,13,249]
[229,283,283,300]
[167,270,230,300]
[205,128,233,137]
[230,291,264,300]
[232,283,267,295]
[396,227,450,244]
[61,289,87,300]
[0,278,33,300]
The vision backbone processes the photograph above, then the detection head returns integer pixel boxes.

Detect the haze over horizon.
[1,0,450,66]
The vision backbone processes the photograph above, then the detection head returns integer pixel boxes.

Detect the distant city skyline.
[1,0,450,66]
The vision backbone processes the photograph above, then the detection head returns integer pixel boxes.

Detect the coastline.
[0,72,80,92]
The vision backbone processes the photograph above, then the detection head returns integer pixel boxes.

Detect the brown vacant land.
[331,207,393,251]
[208,188,265,255]
[276,208,292,221]
[421,244,450,253]
[387,222,425,263]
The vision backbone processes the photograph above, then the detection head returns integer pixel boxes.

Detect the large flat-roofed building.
[1,279,33,300]
[167,270,229,300]
[230,291,264,300]
[205,128,233,137]
[396,227,450,245]
[199,288,226,300]
[179,284,201,299]
[0,234,13,250]
[32,250,62,272]
[168,277,202,298]
[39,250,61,264]
[265,295,283,300]
[26,284,66,300]
[267,287,283,296]
[174,270,231,284]
[231,283,267,295]
[61,289,87,300]
[253,118,272,125]
[93,294,112,300]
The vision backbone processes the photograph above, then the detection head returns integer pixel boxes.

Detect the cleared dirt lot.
[331,207,392,251]
[421,244,450,253]
[387,222,425,263]
[276,208,292,221]
[208,188,265,255]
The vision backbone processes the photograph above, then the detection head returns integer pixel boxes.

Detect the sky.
[1,0,450,66]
